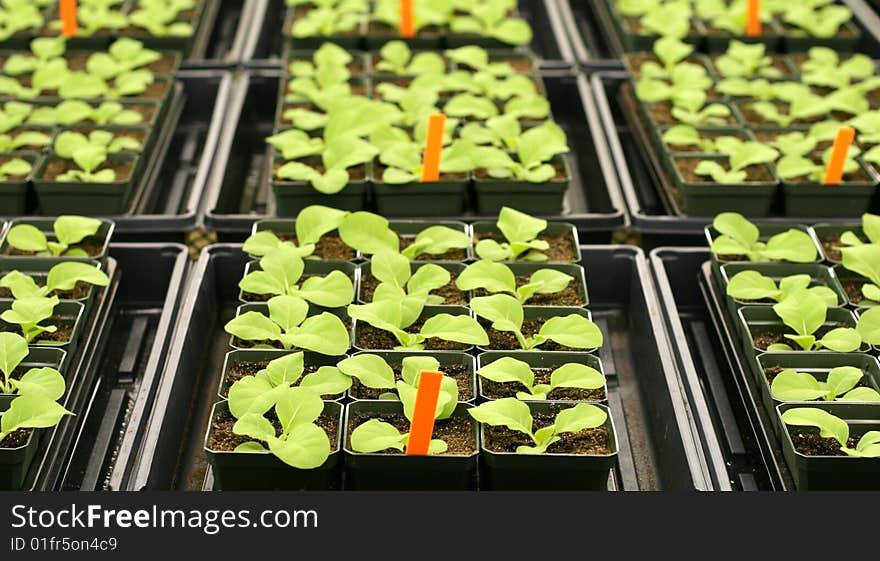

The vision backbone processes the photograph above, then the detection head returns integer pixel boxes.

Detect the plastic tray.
[125,243,714,491]
[182,0,253,67]
[238,0,575,68]
[14,243,189,491]
[201,70,627,240]
[650,247,807,491]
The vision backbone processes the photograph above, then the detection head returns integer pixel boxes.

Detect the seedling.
[5,215,103,257]
[243,205,350,259]
[714,41,783,79]
[693,137,778,184]
[0,0,44,41]
[762,288,861,352]
[726,271,837,306]
[710,212,818,262]
[747,97,831,127]
[639,2,692,39]
[635,63,712,106]
[456,260,573,304]
[661,125,720,152]
[239,246,354,307]
[0,57,68,99]
[468,398,608,454]
[777,147,860,183]
[470,121,569,183]
[287,43,352,78]
[781,407,880,457]
[478,356,604,400]
[440,71,538,101]
[85,38,163,80]
[444,46,519,76]
[0,159,31,181]
[0,262,109,299]
[52,132,120,183]
[224,295,350,354]
[475,207,553,262]
[847,111,880,145]
[0,296,60,344]
[228,352,350,417]
[637,36,694,78]
[276,135,378,194]
[265,129,324,161]
[128,2,195,37]
[0,102,34,132]
[399,226,469,260]
[57,69,156,100]
[290,3,365,39]
[800,48,874,89]
[783,4,853,39]
[2,37,66,76]
[375,41,444,76]
[771,367,880,402]
[337,211,399,256]
[28,101,144,127]
[366,250,451,306]
[448,0,533,45]
[670,93,732,126]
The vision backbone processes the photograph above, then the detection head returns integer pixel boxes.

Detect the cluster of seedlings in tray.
[0,36,182,215]
[0,0,199,46]
[708,212,880,487]
[284,0,532,48]
[0,214,114,489]
[266,41,571,217]
[204,205,619,490]
[610,0,859,52]
[626,36,880,217]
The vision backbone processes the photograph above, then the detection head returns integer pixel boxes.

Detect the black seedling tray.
[126,244,714,491]
[201,70,627,240]
[650,247,804,491]
[182,0,252,67]
[16,243,189,491]
[240,0,576,68]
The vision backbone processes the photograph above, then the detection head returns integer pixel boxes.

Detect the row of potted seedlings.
[0,0,201,55]
[203,205,620,490]
[0,214,115,489]
[707,212,880,489]
[267,41,572,217]
[284,0,533,49]
[626,36,880,217]
[609,0,860,53]
[0,36,182,214]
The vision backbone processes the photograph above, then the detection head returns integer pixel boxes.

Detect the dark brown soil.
[0,275,91,300]
[272,233,355,260]
[399,236,467,261]
[355,319,469,351]
[359,273,466,305]
[739,103,823,127]
[220,361,332,398]
[709,54,790,77]
[783,155,871,183]
[676,158,773,183]
[350,363,472,400]
[208,408,339,453]
[0,428,31,449]
[790,430,859,457]
[0,317,73,344]
[479,318,582,351]
[41,158,133,182]
[840,277,869,304]
[241,273,352,302]
[347,412,476,455]
[483,412,610,454]
[474,275,583,306]
[648,102,737,126]
[481,367,605,401]
[2,235,106,257]
[818,233,861,261]
[474,231,578,263]
[751,330,787,350]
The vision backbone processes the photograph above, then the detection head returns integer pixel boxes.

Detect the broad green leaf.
[300,366,352,396]
[289,313,350,356]
[467,398,533,436]
[781,407,849,446]
[857,307,880,345]
[6,224,47,252]
[497,206,546,244]
[477,356,534,389]
[0,393,72,441]
[298,270,354,308]
[371,250,410,289]
[553,403,607,434]
[470,294,523,333]
[825,366,863,400]
[419,314,489,346]
[0,332,28,378]
[45,262,109,293]
[275,387,324,431]
[338,212,399,255]
[772,289,825,337]
[337,354,396,389]
[12,367,65,401]
[550,363,605,391]
[268,423,331,468]
[817,328,861,353]
[538,315,604,350]
[350,419,407,453]
[456,260,516,295]
[726,270,780,301]
[770,370,828,401]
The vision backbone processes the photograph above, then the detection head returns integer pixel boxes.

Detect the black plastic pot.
[478,306,596,353]
[499,262,589,307]
[0,415,39,491]
[782,181,877,218]
[357,261,467,305]
[0,218,114,262]
[371,177,468,217]
[0,300,85,355]
[473,155,571,215]
[343,400,478,490]
[229,302,351,351]
[33,153,141,215]
[0,153,37,215]
[471,220,581,263]
[271,176,368,217]
[812,223,862,264]
[718,262,847,313]
[0,258,104,305]
[238,258,358,305]
[705,222,822,266]
[250,219,358,261]
[782,20,861,53]
[477,350,606,402]
[352,305,473,352]
[736,305,864,360]
[217,349,348,401]
[387,219,473,261]
[345,349,476,402]
[777,402,879,490]
[672,156,777,217]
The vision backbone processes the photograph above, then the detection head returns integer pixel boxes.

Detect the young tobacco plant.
[671,92,732,126]
[0,296,61,344]
[693,137,778,184]
[478,356,604,400]
[710,212,818,263]
[471,295,602,351]
[0,0,44,42]
[86,38,163,80]
[468,398,608,454]
[638,1,692,40]
[28,101,144,127]
[5,216,103,257]
[276,135,378,194]
[0,158,31,181]
[763,288,861,352]
[635,63,712,107]
[448,0,533,46]
[456,260,574,304]
[777,147,861,183]
[128,1,195,37]
[2,37,66,76]
[800,47,874,89]
[475,207,553,262]
[469,121,569,183]
[367,250,451,306]
[224,295,350,354]
[0,262,109,299]
[243,205,350,260]
[375,41,444,77]
[781,407,880,458]
[399,225,469,260]
[661,125,719,152]
[783,4,853,39]
[287,42,351,78]
[379,138,475,183]
[726,271,837,306]
[239,245,354,307]
[290,1,366,39]
[52,131,121,183]
[771,367,880,402]
[444,46,520,76]
[714,41,783,79]
[638,36,694,79]
[337,211,400,257]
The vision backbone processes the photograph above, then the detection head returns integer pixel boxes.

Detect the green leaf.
[400,356,441,387]
[550,363,605,392]
[275,387,324,432]
[45,262,109,294]
[268,423,331,468]
[232,413,276,442]
[726,270,781,301]
[841,244,880,288]
[12,367,65,401]
[456,260,516,295]
[0,332,28,379]
[818,327,862,352]
[419,314,489,346]
[477,356,535,389]
[295,205,349,247]
[772,288,826,337]
[470,294,523,333]
[371,250,410,289]
[300,366,352,396]
[338,212,399,255]
[267,295,309,333]
[0,271,42,299]
[406,265,450,297]
[467,398,533,436]
[839,387,880,402]
[538,315,604,350]
[299,271,354,308]
[401,226,470,260]
[0,393,72,441]
[6,224,48,253]
[228,376,279,418]
[337,354,396,389]
[350,419,407,453]
[553,403,607,434]
[54,215,101,247]
[770,370,827,401]
[289,312,350,355]
[857,307,880,345]
[224,311,282,344]
[761,229,818,263]
[781,407,849,447]
[497,207,546,245]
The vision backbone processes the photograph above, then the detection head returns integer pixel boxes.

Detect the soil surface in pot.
[208,408,339,452]
[474,276,583,306]
[269,233,355,260]
[818,233,864,261]
[399,236,467,261]
[790,429,860,456]
[481,367,605,401]
[2,234,106,258]
[474,231,578,262]
[483,412,611,454]
[350,363,472,400]
[479,318,583,351]
[750,323,850,351]
[474,159,568,180]
[41,159,134,182]
[840,277,870,304]
[0,427,31,448]
[242,273,353,303]
[763,365,874,390]
[347,412,476,455]
[0,317,73,344]
[648,102,738,126]
[360,273,465,305]
[0,275,92,300]
[676,158,773,183]
[221,361,339,399]
[356,319,469,350]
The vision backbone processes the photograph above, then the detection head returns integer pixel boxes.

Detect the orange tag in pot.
[405,371,444,456]
[746,0,761,37]
[421,113,446,183]
[61,0,78,37]
[399,0,415,38]
[823,127,856,185]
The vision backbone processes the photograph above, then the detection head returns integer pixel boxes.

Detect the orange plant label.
[823,127,856,185]
[746,0,761,37]
[421,113,446,182]
[405,371,444,456]
[399,0,415,38]
[61,0,78,38]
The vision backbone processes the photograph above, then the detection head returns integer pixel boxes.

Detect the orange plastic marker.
[421,113,446,182]
[746,0,761,37]
[405,371,444,456]
[60,0,78,38]
[823,127,856,185]
[399,0,415,38]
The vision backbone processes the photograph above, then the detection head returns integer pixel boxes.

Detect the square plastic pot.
[471,220,581,264]
[345,350,477,403]
[0,153,37,215]
[812,222,862,264]
[479,401,618,490]
[217,349,349,402]
[351,305,474,352]
[833,265,875,308]
[782,171,877,218]
[0,418,38,490]
[204,401,343,491]
[271,177,368,217]
[33,153,140,215]
[0,300,85,355]
[473,155,571,216]
[501,262,590,307]
[372,177,468,217]
[343,400,478,490]
[357,261,467,305]
[0,258,104,305]
[478,306,597,353]
[477,351,607,403]
[672,156,778,217]
[719,262,847,314]
[777,402,880,490]
[238,258,358,306]
[386,219,473,261]
[0,346,67,404]
[705,222,822,266]
[228,303,351,351]
[0,218,114,263]
[781,21,861,53]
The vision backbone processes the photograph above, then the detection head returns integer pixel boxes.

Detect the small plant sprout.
[275,135,378,194]
[287,42,351,77]
[239,246,353,307]
[5,216,103,257]
[230,387,333,469]
[228,352,350,418]
[375,41,444,76]
[448,0,533,46]
[52,130,138,183]
[638,36,694,78]
[478,357,604,400]
[444,46,518,76]
[468,399,608,454]
[400,226,469,260]
[224,295,350,354]
[670,92,732,127]
[0,296,60,344]
[840,243,880,304]
[85,38,162,80]
[337,211,400,256]
[639,2,692,40]
[475,207,552,262]
[710,213,818,263]
[0,262,109,299]
[771,367,880,402]
[265,129,324,161]
[636,63,711,106]
[243,206,350,259]
[379,138,476,184]
[661,125,719,152]
[836,213,880,249]
[763,288,861,352]
[693,137,778,184]
[847,111,880,146]
[367,250,451,306]
[0,0,44,42]
[471,295,602,351]
[128,2,195,37]
[726,271,837,305]
[347,299,487,351]
[28,101,144,127]
[0,158,31,180]
[777,147,860,183]
[470,121,569,183]
[783,4,853,39]
[290,2,366,39]
[715,41,783,79]
[456,260,574,304]
[781,407,880,458]
[800,48,874,89]
[2,37,66,76]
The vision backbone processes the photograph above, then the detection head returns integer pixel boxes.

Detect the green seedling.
[5,216,103,257]
[238,246,354,307]
[0,0,44,42]
[443,92,499,120]
[0,158,31,181]
[661,125,720,152]
[771,367,880,402]
[670,92,732,126]
[456,260,574,304]
[0,296,61,344]
[635,63,712,106]
[0,102,34,133]
[475,207,553,262]
[399,226,469,260]
[847,111,880,145]
[715,40,783,79]
[763,288,861,352]
[468,398,608,454]
[276,135,378,194]
[265,129,324,161]
[290,2,366,39]
[639,2,692,39]
[637,36,694,79]
[710,212,818,262]
[783,4,853,38]
[52,131,120,183]
[366,250,451,306]
[448,0,532,45]
[28,101,144,127]
[470,120,569,183]
[856,307,880,347]
[2,37,66,76]
[444,46,519,75]
[287,43,351,77]
[800,47,874,89]
[51,1,128,37]
[379,138,475,184]
[440,71,538,101]
[128,1,195,37]
[0,262,109,299]
[693,137,778,184]
[243,205,350,260]
[224,295,350,354]
[776,147,860,183]
[726,270,837,305]
[478,356,604,400]
[375,40,444,76]
[781,407,880,457]
[85,38,163,80]
[57,69,156,100]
